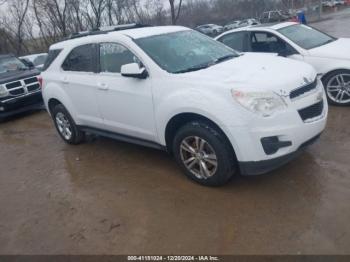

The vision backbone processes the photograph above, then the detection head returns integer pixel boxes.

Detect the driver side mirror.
[121,63,148,79]
[278,45,297,57]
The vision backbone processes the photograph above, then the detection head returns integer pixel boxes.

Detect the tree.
[169,0,183,25]
[4,0,30,54]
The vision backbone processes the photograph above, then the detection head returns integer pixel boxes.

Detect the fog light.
[0,107,4,111]
[261,136,292,155]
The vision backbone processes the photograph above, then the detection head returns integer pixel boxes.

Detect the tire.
[322,69,350,106]
[51,104,85,144]
[173,121,237,187]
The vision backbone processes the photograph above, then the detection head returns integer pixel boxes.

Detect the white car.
[20,53,48,71]
[216,22,350,106]
[195,24,224,35]
[237,19,261,28]
[41,25,327,186]
[224,21,241,31]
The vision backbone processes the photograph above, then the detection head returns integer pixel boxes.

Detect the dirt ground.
[1,10,350,255]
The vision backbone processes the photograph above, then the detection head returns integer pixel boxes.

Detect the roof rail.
[67,23,151,40]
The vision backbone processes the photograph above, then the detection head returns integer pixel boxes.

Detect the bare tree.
[169,0,183,25]
[4,0,30,54]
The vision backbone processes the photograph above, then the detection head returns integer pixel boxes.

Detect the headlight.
[231,89,287,117]
[0,85,9,98]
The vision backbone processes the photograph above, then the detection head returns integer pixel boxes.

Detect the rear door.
[60,44,103,127]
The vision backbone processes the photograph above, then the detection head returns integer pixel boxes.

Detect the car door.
[248,31,303,61]
[217,31,249,52]
[61,44,103,128]
[94,42,157,142]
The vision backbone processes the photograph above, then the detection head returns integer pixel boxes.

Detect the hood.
[308,38,350,60]
[180,53,316,95]
[0,69,40,85]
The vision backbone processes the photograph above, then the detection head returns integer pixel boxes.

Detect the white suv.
[41,24,328,186]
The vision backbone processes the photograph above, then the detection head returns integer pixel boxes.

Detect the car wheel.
[173,121,237,187]
[322,70,350,106]
[52,104,85,144]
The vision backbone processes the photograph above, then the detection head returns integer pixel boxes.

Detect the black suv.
[0,54,42,119]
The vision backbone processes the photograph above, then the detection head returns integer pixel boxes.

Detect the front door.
[95,42,157,142]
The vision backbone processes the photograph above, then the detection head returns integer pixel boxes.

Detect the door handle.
[97,82,109,91]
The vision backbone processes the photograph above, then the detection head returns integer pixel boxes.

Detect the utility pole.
[319,0,323,20]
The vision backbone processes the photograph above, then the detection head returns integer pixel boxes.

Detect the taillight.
[37,76,43,88]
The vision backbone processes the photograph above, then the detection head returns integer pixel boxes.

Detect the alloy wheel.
[326,73,350,104]
[180,136,218,180]
[55,112,73,140]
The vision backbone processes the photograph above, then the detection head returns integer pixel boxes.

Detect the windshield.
[135,30,238,74]
[0,56,28,74]
[278,24,336,50]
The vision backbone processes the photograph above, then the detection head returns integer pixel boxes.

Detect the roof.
[50,25,189,50]
[216,22,297,37]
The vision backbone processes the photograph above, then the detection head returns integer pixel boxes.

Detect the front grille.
[24,77,38,85]
[9,89,25,96]
[290,79,317,100]
[5,81,22,90]
[27,84,40,92]
[3,76,40,98]
[298,100,324,122]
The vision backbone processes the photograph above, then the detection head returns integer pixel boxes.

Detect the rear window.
[42,49,62,71]
[62,44,96,72]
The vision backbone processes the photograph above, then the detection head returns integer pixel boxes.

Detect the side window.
[219,32,247,52]
[251,32,280,52]
[99,43,136,73]
[62,44,95,72]
[250,32,297,56]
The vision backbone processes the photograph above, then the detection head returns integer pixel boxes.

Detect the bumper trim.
[239,133,321,176]
[0,102,44,118]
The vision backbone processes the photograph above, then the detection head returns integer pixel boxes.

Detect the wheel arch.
[321,68,350,83]
[164,112,237,159]
[48,98,63,116]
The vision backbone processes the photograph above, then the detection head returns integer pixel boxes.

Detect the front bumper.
[0,91,43,118]
[239,133,321,175]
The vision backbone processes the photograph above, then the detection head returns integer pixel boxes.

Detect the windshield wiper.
[214,54,236,64]
[174,62,214,74]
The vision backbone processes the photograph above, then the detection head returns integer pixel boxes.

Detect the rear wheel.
[322,70,350,106]
[173,121,237,187]
[52,104,85,144]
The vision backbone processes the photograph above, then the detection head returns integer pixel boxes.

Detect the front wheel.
[173,121,237,187]
[322,70,350,106]
[52,104,85,144]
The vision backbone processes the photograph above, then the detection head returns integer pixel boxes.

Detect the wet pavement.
[1,11,350,255]
[312,8,350,37]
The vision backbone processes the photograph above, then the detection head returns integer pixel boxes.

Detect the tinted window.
[43,49,62,71]
[99,43,135,73]
[251,32,283,53]
[219,32,247,52]
[62,44,95,72]
[250,31,297,56]
[278,24,336,50]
